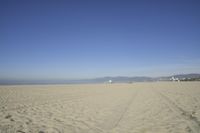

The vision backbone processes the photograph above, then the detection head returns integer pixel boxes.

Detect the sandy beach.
[0,82,200,133]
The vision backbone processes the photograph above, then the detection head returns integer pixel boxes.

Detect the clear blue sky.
[1,0,200,80]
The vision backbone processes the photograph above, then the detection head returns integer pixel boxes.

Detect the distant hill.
[92,74,200,83]
[0,73,200,85]
[158,73,200,81]
[91,76,154,83]
[171,73,200,79]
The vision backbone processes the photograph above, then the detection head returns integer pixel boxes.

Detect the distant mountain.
[157,73,200,81]
[91,76,154,83]
[0,73,200,85]
[171,73,200,79]
[89,74,200,83]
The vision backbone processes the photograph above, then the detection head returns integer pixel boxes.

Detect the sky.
[0,0,200,80]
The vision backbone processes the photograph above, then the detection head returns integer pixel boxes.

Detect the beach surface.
[0,82,200,133]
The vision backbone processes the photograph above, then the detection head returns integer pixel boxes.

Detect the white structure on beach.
[108,80,113,84]
[170,77,180,82]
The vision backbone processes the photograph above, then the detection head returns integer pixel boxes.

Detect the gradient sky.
[1,0,200,80]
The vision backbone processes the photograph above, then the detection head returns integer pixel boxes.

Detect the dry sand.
[0,82,200,133]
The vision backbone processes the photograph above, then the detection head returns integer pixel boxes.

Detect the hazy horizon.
[1,0,200,80]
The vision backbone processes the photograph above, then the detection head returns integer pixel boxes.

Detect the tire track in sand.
[155,89,200,133]
[113,90,138,129]
[98,90,138,131]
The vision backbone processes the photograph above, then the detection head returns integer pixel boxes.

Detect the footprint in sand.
[5,114,12,119]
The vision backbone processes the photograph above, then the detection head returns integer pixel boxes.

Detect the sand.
[0,82,200,133]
